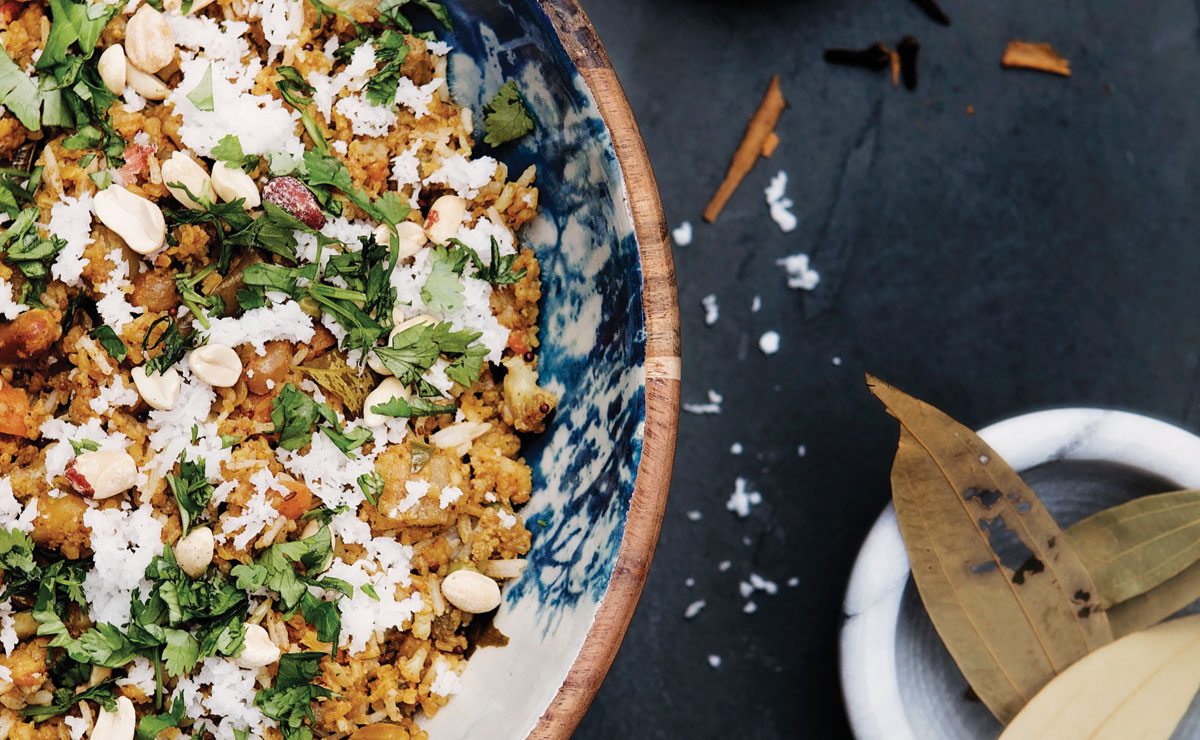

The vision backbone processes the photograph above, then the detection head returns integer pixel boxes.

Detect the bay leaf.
[1106,559,1200,638]
[868,375,1112,724]
[1000,613,1200,739]
[1066,490,1200,609]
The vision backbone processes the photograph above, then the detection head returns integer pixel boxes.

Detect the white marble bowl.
[840,408,1200,740]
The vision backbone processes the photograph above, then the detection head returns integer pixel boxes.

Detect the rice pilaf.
[0,2,558,739]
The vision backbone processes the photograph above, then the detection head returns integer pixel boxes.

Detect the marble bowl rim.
[838,407,1200,740]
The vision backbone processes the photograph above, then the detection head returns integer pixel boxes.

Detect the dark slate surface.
[573,0,1200,738]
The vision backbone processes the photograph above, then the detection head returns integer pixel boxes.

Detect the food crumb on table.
[683,389,724,415]
[684,600,707,619]
[672,220,694,246]
[702,293,720,325]
[759,330,781,355]
[764,170,798,232]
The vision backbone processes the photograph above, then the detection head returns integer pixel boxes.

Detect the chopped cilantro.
[271,383,369,455]
[220,434,243,449]
[0,207,67,307]
[185,63,215,112]
[276,66,329,156]
[370,395,455,419]
[360,584,380,600]
[364,30,410,106]
[136,695,187,740]
[483,80,535,147]
[211,134,261,173]
[142,316,200,375]
[88,324,128,362]
[166,452,214,536]
[0,46,43,130]
[420,243,470,313]
[373,321,487,388]
[88,169,113,189]
[254,652,336,740]
[21,681,118,720]
[356,472,383,506]
[0,165,43,221]
[0,528,38,581]
[68,438,100,455]
[231,525,337,616]
[461,236,527,285]
[175,265,225,330]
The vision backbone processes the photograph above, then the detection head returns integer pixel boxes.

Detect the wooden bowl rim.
[528,0,681,737]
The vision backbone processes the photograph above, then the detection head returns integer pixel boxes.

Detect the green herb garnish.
[483,80,535,147]
[166,452,214,536]
[185,63,215,111]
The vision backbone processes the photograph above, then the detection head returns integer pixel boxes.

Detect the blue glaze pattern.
[422,2,646,737]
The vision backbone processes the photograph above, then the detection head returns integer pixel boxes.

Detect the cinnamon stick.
[703,76,787,223]
[1002,40,1071,77]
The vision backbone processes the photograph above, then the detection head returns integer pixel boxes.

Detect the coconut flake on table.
[726,477,762,518]
[759,330,781,355]
[751,295,762,313]
[743,601,758,614]
[83,504,164,626]
[776,253,820,291]
[686,510,702,522]
[701,294,719,326]
[718,560,732,572]
[682,389,723,415]
[707,654,723,669]
[46,193,94,286]
[764,170,798,233]
[0,279,26,320]
[684,600,707,619]
[394,76,444,119]
[671,221,693,247]
[730,442,744,455]
[165,14,304,157]
[423,153,498,200]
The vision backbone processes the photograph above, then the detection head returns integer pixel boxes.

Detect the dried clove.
[898,36,921,90]
[823,43,892,72]
[910,0,951,26]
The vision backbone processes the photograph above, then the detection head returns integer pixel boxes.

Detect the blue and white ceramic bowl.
[422,2,679,738]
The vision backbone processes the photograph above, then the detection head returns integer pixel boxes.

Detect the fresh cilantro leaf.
[234,729,249,740]
[378,0,452,32]
[462,236,527,285]
[88,325,128,362]
[0,528,37,579]
[370,395,454,419]
[174,265,224,330]
[373,321,486,388]
[166,183,301,272]
[162,627,201,677]
[1,207,67,306]
[72,622,136,668]
[420,244,469,313]
[194,609,246,659]
[166,452,214,536]
[255,651,335,740]
[0,165,43,220]
[276,66,329,156]
[271,383,337,451]
[221,434,243,449]
[185,63,215,111]
[320,424,371,455]
[136,695,187,740]
[304,0,365,35]
[88,169,113,190]
[445,341,490,388]
[237,287,268,311]
[243,262,313,301]
[356,472,383,506]
[142,316,200,375]
[0,45,43,130]
[364,31,410,106]
[68,438,100,455]
[21,680,117,720]
[211,134,260,173]
[232,526,334,613]
[360,584,380,600]
[483,80,534,147]
[299,591,340,651]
